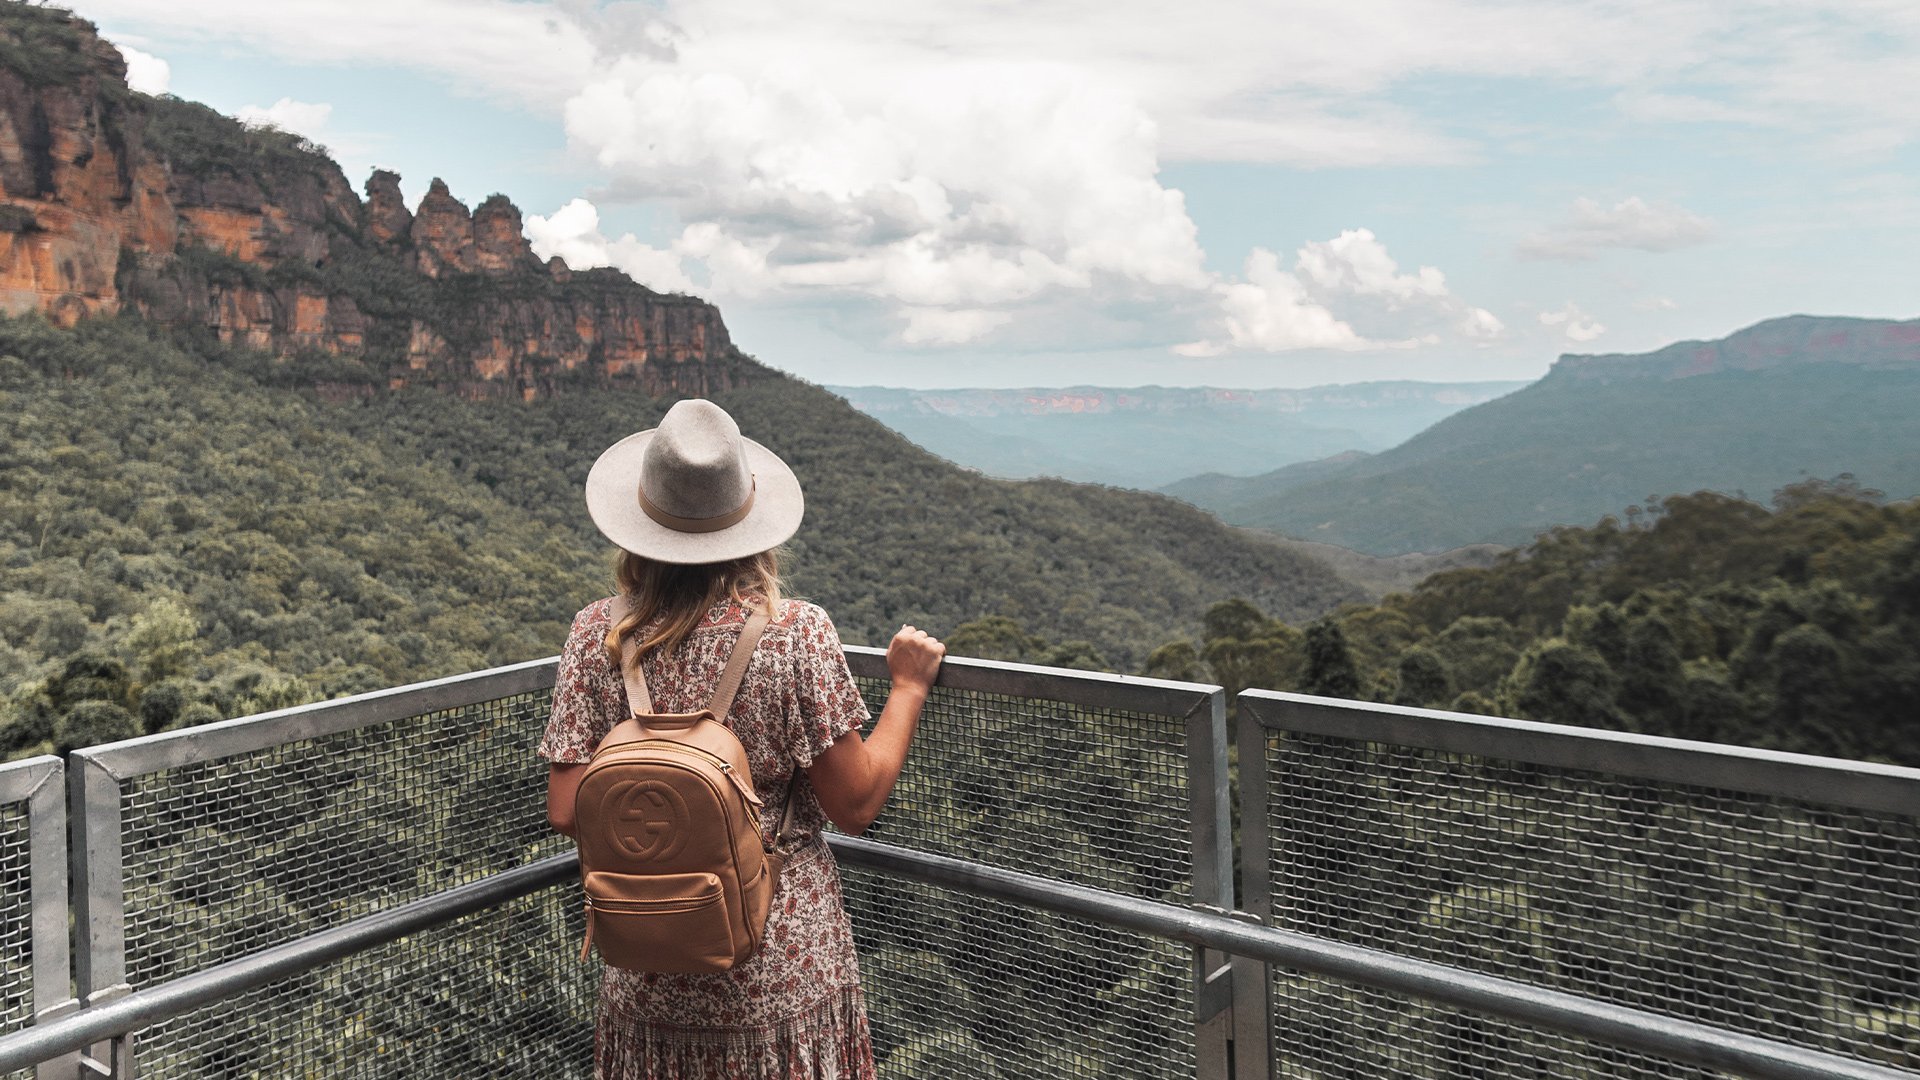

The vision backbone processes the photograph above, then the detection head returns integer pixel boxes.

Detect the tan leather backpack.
[573,597,793,972]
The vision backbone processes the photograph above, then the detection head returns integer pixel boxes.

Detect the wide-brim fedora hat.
[585,399,803,564]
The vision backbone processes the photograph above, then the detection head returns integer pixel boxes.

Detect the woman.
[540,398,943,1079]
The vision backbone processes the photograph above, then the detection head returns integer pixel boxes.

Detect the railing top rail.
[0,754,60,806]
[1241,689,1920,816]
[71,658,559,781]
[65,646,1221,782]
[844,644,1219,717]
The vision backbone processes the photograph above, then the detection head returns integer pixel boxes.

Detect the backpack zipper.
[587,892,722,913]
[611,740,766,823]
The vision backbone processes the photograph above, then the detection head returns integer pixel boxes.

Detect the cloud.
[236,98,333,140]
[557,54,1209,344]
[111,42,169,95]
[80,0,596,107]
[1610,91,1774,128]
[524,198,698,295]
[1517,197,1714,261]
[88,0,1920,164]
[899,307,1013,346]
[1297,229,1450,303]
[1637,295,1680,311]
[1183,230,1501,355]
[1209,248,1367,353]
[1540,302,1606,342]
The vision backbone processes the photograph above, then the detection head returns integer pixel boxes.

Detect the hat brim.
[584,430,804,565]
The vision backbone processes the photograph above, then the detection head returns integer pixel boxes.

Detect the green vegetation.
[0,315,604,758]
[140,94,336,188]
[0,313,1359,759]
[326,353,1362,661]
[1143,480,1920,765]
[0,204,38,233]
[0,3,107,90]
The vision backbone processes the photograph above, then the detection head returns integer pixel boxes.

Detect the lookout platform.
[1,648,1916,1079]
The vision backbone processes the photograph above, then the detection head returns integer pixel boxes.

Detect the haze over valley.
[828,381,1526,489]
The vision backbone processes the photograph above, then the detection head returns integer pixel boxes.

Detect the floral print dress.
[539,594,878,1080]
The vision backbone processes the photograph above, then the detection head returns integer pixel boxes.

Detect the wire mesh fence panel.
[129,884,595,1078]
[1269,972,1725,1080]
[115,688,564,991]
[0,802,32,1042]
[1260,729,1920,1077]
[849,675,1194,903]
[841,863,1195,1080]
[840,675,1198,1079]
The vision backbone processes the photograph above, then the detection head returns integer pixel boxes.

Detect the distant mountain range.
[1164,315,1920,554]
[827,381,1527,489]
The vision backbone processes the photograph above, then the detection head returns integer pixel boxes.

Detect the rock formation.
[0,6,742,400]
[364,169,412,244]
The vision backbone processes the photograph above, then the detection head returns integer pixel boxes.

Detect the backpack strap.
[606,594,771,723]
[708,604,772,722]
[766,773,799,860]
[606,595,655,715]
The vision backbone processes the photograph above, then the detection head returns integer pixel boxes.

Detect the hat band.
[639,477,757,534]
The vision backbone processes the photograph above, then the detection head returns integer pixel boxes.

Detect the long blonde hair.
[602,548,784,669]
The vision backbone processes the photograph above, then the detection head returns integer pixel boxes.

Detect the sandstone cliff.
[0,5,742,400]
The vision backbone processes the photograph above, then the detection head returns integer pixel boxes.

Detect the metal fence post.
[0,756,78,1080]
[67,751,129,1076]
[1187,690,1233,1080]
[1231,694,1274,1080]
[25,758,75,1080]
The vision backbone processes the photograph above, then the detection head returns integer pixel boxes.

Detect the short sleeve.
[782,603,872,769]
[538,602,626,764]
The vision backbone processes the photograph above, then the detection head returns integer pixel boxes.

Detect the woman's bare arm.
[547,763,587,836]
[807,625,944,834]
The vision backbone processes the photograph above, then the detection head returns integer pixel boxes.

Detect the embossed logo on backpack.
[608,779,690,861]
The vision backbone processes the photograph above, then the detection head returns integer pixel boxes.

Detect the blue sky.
[80,0,1920,389]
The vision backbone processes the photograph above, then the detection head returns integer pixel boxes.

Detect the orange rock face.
[409,177,477,279]
[0,11,743,401]
[364,169,411,244]
[472,194,536,273]
[179,207,267,261]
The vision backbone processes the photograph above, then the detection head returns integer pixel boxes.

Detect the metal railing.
[1238,690,1920,1080]
[0,658,1916,1079]
[14,648,1230,1079]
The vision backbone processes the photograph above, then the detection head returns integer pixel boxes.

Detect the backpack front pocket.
[584,870,737,972]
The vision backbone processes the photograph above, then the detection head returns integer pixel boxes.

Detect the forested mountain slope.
[1172,316,1920,554]
[0,315,1361,759]
[1142,481,1920,766]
